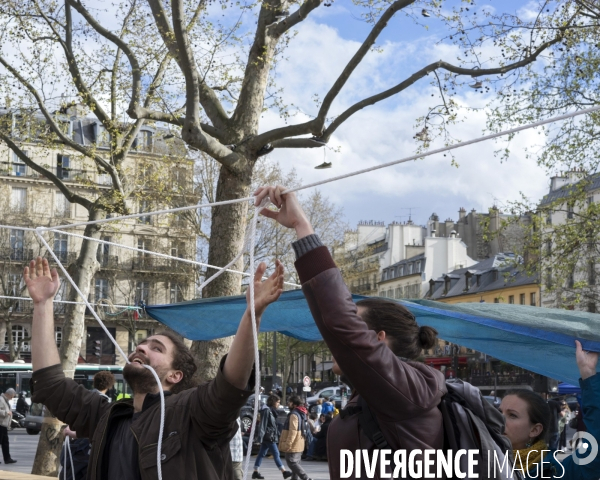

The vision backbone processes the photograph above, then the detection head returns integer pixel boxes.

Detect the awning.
[145,290,600,386]
[315,361,334,371]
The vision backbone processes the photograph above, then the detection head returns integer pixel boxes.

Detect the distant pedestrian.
[279,396,311,480]
[253,395,291,479]
[320,397,333,415]
[312,413,333,460]
[0,389,17,464]
[15,392,28,416]
[315,398,323,416]
[230,418,244,480]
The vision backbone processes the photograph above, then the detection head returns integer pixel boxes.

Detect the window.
[399,266,404,276]
[567,272,574,289]
[97,237,111,267]
[11,187,27,213]
[546,268,552,288]
[55,326,62,347]
[395,287,402,299]
[7,325,30,350]
[494,298,499,303]
[382,271,387,281]
[519,293,525,305]
[387,289,393,298]
[408,264,413,275]
[138,130,153,152]
[589,262,596,286]
[416,262,421,273]
[54,281,67,314]
[379,291,385,297]
[9,229,24,260]
[546,240,552,256]
[53,232,68,262]
[95,278,109,302]
[7,274,23,312]
[55,192,70,217]
[588,302,596,313]
[57,155,70,179]
[530,292,537,307]
[508,295,514,304]
[12,151,27,176]
[546,213,552,225]
[136,281,151,303]
[170,283,184,303]
[137,238,150,267]
[567,204,574,220]
[139,200,151,224]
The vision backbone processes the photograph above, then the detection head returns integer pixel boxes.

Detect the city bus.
[0,362,130,401]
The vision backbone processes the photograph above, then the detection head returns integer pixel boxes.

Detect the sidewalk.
[246,457,330,480]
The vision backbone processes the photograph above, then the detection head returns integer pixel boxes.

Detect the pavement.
[0,428,576,480]
[0,429,332,479]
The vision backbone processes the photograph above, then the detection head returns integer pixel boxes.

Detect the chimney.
[459,207,466,221]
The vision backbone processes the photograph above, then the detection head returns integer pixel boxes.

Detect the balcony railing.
[131,256,193,273]
[97,254,119,269]
[0,162,113,186]
[468,374,535,387]
[351,284,372,293]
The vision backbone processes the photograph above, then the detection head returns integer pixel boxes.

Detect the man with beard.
[25,256,284,480]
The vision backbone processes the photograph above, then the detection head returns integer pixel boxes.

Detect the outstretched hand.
[248,260,284,317]
[24,257,60,304]
[254,185,314,238]
[575,340,598,380]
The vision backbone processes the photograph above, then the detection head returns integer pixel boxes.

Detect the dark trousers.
[0,425,12,461]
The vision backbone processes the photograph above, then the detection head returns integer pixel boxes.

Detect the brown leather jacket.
[31,357,251,480]
[295,246,447,480]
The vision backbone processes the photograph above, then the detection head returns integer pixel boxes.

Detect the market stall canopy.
[145,291,600,386]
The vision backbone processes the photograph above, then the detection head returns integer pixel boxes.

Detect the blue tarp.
[145,291,600,386]
[558,383,581,395]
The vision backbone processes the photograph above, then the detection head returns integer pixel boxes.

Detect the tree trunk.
[31,208,105,476]
[191,159,254,383]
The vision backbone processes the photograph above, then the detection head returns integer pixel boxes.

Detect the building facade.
[0,109,196,364]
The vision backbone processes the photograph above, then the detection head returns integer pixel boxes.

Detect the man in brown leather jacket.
[254,186,447,480]
[26,257,284,480]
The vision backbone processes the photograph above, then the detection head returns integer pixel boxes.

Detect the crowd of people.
[10,184,597,480]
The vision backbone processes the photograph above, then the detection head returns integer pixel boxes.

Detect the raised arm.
[223,260,284,389]
[24,257,61,371]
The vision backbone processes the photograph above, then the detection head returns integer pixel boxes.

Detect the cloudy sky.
[261,0,553,228]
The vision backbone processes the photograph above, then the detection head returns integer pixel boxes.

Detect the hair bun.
[418,326,438,350]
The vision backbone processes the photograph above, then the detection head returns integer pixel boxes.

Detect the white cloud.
[263,18,550,227]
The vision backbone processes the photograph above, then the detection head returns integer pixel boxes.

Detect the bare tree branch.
[250,0,417,149]
[0,132,93,209]
[67,0,141,126]
[271,0,322,36]
[321,35,564,140]
[146,0,230,130]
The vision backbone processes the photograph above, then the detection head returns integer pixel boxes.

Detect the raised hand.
[575,340,598,380]
[254,185,314,238]
[24,257,60,304]
[247,260,284,317]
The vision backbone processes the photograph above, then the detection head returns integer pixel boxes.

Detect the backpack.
[354,379,521,480]
[263,409,279,443]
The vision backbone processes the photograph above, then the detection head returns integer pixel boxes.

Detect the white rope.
[33,229,130,363]
[6,105,599,480]
[16,104,600,234]
[142,364,165,480]
[62,434,74,480]
[42,228,301,289]
[0,295,140,310]
[282,105,600,195]
[40,197,254,232]
[241,199,269,480]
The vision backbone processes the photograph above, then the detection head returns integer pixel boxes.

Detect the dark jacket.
[32,357,251,480]
[295,244,447,480]
[313,417,331,458]
[257,405,279,444]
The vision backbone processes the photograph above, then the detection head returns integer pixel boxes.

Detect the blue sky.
[263,0,553,229]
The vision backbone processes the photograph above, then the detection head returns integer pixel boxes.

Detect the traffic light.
[94,340,102,364]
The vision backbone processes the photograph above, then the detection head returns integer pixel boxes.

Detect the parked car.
[483,396,501,409]
[306,386,346,404]
[23,402,44,435]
